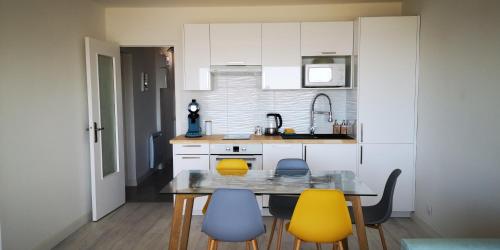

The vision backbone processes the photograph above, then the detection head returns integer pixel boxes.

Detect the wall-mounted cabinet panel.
[210,23,261,66]
[301,21,354,56]
[183,24,211,90]
[262,23,301,90]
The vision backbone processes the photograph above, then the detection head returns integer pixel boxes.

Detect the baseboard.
[34,211,91,250]
[411,214,442,237]
[392,211,413,217]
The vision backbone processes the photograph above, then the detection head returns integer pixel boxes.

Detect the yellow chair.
[287,189,353,250]
[202,159,249,214]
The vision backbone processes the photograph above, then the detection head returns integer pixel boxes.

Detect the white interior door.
[85,37,125,221]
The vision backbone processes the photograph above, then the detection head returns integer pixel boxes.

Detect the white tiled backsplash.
[185,74,357,135]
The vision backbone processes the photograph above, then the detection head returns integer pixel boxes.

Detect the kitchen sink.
[281,133,354,140]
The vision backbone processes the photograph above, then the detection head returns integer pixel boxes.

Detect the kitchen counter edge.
[170,135,357,144]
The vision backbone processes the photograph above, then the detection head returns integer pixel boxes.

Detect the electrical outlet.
[426,204,432,216]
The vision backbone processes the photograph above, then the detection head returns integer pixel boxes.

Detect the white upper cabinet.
[301,21,354,56]
[262,23,301,90]
[210,23,261,65]
[183,24,211,90]
[357,17,419,143]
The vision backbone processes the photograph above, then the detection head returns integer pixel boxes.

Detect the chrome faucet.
[310,93,334,134]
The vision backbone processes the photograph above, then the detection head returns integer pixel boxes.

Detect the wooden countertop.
[170,134,357,144]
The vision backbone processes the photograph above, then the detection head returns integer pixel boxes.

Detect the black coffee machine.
[265,113,282,135]
[185,99,202,138]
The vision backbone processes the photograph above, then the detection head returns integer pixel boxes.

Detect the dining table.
[160,169,377,250]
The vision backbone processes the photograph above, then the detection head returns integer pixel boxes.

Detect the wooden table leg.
[180,197,195,250]
[169,195,186,250]
[347,196,368,250]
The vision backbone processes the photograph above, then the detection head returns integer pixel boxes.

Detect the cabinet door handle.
[321,51,337,55]
[360,123,364,143]
[226,61,245,65]
[304,146,307,161]
[182,145,202,147]
[360,145,363,165]
[182,156,201,159]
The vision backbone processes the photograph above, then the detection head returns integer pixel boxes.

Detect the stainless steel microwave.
[304,63,346,87]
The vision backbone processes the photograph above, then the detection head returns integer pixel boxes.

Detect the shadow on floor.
[126,169,173,202]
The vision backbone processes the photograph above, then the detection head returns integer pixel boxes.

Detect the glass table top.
[160,169,376,196]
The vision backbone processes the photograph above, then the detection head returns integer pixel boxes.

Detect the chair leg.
[316,242,322,250]
[276,219,284,250]
[267,217,277,250]
[251,239,259,250]
[377,224,388,250]
[337,241,345,250]
[247,240,251,250]
[341,238,348,250]
[293,238,302,250]
[202,195,212,214]
[208,239,216,250]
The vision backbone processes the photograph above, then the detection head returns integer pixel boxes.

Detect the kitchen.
[172,18,417,217]
[146,17,418,250]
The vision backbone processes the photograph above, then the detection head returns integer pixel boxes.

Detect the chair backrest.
[374,169,402,223]
[288,189,352,243]
[202,189,265,242]
[275,158,309,176]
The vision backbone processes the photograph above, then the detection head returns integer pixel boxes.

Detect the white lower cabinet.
[358,143,415,212]
[263,144,303,170]
[173,145,209,214]
[304,144,357,173]
[262,144,303,207]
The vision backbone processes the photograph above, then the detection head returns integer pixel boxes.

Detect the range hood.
[210,65,262,76]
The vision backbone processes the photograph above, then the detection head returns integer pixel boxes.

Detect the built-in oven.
[209,144,263,170]
[209,143,263,208]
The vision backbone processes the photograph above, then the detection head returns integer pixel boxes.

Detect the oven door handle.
[215,157,257,161]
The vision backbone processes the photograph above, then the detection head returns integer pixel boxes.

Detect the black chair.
[266,159,309,250]
[349,169,402,250]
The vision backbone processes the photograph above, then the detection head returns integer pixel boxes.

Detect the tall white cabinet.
[356,16,419,214]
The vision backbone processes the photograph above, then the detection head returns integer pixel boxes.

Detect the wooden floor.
[55,202,436,250]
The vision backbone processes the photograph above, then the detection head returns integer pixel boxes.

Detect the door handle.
[304,146,307,161]
[92,122,104,143]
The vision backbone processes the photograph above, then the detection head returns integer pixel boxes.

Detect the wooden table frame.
[168,194,369,250]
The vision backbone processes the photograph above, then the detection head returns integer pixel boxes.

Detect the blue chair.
[267,159,309,250]
[202,188,265,250]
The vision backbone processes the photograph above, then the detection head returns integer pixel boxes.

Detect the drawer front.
[173,144,209,155]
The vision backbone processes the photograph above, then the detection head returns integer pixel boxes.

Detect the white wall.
[0,0,105,249]
[104,2,402,135]
[402,0,500,237]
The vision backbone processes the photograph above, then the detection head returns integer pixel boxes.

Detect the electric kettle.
[265,113,283,135]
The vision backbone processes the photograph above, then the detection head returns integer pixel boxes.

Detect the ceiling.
[93,0,400,8]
